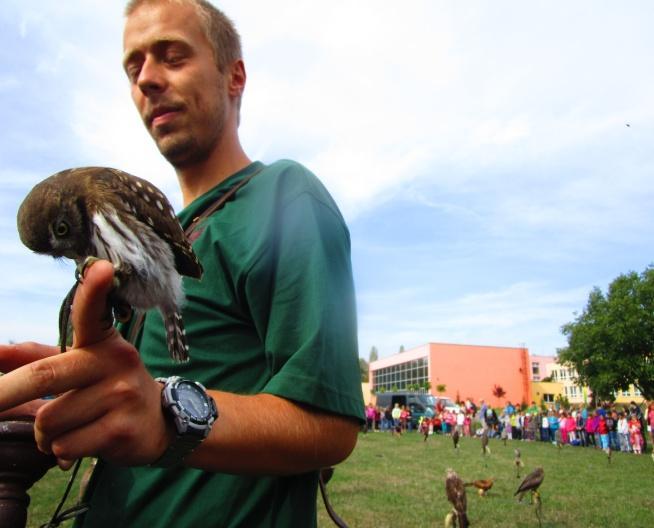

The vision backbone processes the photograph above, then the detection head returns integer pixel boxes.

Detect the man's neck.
[176,131,251,207]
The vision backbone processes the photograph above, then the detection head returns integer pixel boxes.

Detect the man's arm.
[187,392,359,474]
[0,260,358,472]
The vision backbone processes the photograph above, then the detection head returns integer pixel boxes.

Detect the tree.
[398,345,405,353]
[492,384,506,406]
[559,266,654,400]
[369,346,378,363]
[359,357,369,382]
[555,394,570,410]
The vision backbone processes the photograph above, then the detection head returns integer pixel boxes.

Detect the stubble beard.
[154,106,227,169]
[157,132,211,168]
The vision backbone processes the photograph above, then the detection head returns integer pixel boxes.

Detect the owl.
[17,166,203,362]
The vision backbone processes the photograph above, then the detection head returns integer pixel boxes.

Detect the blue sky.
[1,1,653,360]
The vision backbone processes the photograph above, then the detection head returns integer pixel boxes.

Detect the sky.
[1,1,653,360]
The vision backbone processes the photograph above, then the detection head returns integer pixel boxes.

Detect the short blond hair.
[124,0,242,73]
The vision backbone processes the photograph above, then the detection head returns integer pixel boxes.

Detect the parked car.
[375,391,437,427]
[434,396,460,413]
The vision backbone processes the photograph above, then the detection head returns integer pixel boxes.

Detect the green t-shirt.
[77,160,364,527]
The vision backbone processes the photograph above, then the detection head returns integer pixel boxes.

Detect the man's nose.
[137,57,166,95]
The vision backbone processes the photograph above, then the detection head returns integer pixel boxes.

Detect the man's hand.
[0,260,170,467]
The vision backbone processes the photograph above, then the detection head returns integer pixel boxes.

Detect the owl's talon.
[75,256,101,282]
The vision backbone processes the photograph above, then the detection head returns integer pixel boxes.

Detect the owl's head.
[17,171,92,259]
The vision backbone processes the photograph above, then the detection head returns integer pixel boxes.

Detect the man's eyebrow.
[122,37,190,69]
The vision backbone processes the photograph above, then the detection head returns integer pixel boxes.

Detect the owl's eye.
[53,221,70,237]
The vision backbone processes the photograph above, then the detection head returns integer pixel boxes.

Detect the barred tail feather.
[163,311,190,362]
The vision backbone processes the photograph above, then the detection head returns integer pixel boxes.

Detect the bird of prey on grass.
[514,448,524,478]
[515,467,544,502]
[445,468,469,528]
[481,429,491,455]
[515,467,545,526]
[452,428,460,452]
[465,478,494,497]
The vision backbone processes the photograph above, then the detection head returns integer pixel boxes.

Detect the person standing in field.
[629,414,643,455]
[647,402,654,450]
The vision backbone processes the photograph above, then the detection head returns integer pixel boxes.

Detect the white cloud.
[357,281,592,359]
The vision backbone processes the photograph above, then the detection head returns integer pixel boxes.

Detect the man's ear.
[227,59,246,99]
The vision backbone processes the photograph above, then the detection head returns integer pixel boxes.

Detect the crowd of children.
[363,399,654,457]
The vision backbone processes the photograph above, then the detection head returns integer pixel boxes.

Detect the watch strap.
[152,432,203,468]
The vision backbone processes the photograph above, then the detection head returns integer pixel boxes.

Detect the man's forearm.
[184,392,359,475]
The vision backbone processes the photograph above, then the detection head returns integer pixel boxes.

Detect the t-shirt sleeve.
[245,175,364,422]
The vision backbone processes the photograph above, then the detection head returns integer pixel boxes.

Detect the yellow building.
[531,381,563,407]
[548,362,645,406]
[548,363,586,404]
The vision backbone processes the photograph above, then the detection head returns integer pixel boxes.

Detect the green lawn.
[316,431,654,527]
[27,432,654,527]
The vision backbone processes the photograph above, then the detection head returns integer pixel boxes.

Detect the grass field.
[315,431,654,528]
[27,432,654,527]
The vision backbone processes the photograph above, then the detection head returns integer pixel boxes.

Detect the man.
[0,0,364,525]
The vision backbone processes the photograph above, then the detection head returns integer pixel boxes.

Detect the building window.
[370,356,429,392]
[531,362,540,380]
[543,394,554,403]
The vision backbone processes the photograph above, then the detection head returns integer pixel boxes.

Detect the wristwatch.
[152,376,219,468]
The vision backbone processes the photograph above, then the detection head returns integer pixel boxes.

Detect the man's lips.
[147,105,183,128]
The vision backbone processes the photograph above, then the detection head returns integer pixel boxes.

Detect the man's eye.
[125,65,141,83]
[166,54,184,65]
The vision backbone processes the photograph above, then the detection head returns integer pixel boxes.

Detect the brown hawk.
[515,467,544,502]
[465,477,494,497]
[445,468,469,527]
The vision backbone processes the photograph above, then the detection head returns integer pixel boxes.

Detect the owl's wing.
[95,167,203,279]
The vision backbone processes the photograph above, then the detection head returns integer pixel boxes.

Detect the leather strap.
[319,467,349,527]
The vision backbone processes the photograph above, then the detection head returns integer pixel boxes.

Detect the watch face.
[175,381,212,422]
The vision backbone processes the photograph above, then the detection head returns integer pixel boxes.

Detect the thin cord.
[41,280,89,527]
[40,458,89,528]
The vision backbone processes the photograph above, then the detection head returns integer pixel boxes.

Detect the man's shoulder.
[252,159,345,221]
[259,159,315,185]
[257,159,332,200]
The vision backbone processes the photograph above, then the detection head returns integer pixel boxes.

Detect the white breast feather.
[90,210,184,310]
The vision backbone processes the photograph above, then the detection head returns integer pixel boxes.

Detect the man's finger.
[33,379,114,452]
[72,259,117,348]
[0,342,58,373]
[0,350,104,413]
[0,399,48,420]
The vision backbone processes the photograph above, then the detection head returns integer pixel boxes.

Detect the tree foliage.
[359,357,369,382]
[492,384,506,403]
[369,346,378,363]
[559,266,654,400]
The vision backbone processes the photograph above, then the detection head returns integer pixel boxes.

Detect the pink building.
[529,354,557,382]
[369,342,531,407]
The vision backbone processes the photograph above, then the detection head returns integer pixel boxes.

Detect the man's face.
[123,2,228,167]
